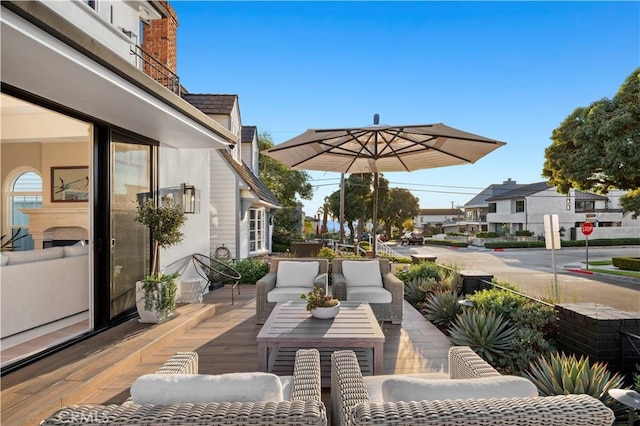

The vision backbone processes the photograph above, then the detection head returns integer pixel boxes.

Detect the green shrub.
[484,241,545,249]
[496,327,555,374]
[515,230,534,236]
[525,352,627,419]
[234,258,269,284]
[396,262,442,284]
[317,247,337,260]
[468,288,527,320]
[612,256,640,271]
[423,239,469,247]
[424,291,462,327]
[476,231,500,238]
[448,310,517,363]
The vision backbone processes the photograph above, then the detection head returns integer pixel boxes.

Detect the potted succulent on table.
[134,198,186,323]
[301,287,340,319]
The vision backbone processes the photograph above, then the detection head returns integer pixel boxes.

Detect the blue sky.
[172,1,639,217]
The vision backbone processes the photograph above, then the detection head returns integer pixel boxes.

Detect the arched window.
[7,172,42,251]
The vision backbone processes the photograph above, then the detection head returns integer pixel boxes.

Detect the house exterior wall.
[42,1,153,67]
[486,187,638,239]
[241,139,258,173]
[158,147,210,280]
[209,150,239,258]
[142,1,177,73]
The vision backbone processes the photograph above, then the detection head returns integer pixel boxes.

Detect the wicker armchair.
[256,258,329,324]
[42,349,327,425]
[331,347,614,426]
[331,258,403,324]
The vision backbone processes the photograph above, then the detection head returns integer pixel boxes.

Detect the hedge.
[423,239,469,248]
[484,238,640,250]
[612,257,640,271]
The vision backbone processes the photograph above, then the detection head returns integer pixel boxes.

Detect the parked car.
[377,234,389,242]
[400,231,424,245]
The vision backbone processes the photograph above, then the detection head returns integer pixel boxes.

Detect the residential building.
[415,208,464,233]
[462,178,522,234]
[182,95,280,259]
[485,182,638,239]
[0,0,248,372]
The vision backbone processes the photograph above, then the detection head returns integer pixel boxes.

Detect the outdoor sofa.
[256,257,329,324]
[331,258,403,324]
[331,346,615,426]
[41,349,327,425]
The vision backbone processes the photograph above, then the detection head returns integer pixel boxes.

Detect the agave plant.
[525,352,627,418]
[404,277,437,306]
[448,310,517,363]
[424,291,462,327]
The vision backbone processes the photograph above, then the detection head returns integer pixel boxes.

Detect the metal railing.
[130,45,181,96]
[620,330,640,372]
[375,238,403,258]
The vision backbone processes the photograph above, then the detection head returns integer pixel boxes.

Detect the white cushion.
[1,254,8,266]
[5,247,64,265]
[364,373,450,403]
[276,261,319,288]
[347,286,392,303]
[131,372,284,405]
[267,286,312,303]
[63,245,89,257]
[342,261,383,287]
[382,375,539,402]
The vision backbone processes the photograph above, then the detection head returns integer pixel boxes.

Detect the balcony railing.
[130,45,181,96]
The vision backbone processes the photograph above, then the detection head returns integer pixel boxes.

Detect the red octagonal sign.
[581,222,594,236]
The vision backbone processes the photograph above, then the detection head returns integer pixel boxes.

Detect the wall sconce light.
[181,183,199,214]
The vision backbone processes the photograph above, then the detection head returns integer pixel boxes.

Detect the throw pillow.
[382,375,538,402]
[276,261,319,288]
[131,372,284,405]
[341,261,383,287]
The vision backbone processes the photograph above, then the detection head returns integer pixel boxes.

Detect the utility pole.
[339,173,345,243]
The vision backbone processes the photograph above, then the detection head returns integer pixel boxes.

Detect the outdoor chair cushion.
[63,244,89,257]
[347,286,392,303]
[267,286,313,303]
[364,373,450,403]
[381,375,539,403]
[5,247,64,265]
[341,260,383,287]
[276,261,319,288]
[130,372,284,404]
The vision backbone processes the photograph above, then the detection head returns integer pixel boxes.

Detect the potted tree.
[134,198,186,323]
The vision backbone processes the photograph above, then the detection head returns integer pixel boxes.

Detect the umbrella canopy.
[263,121,506,255]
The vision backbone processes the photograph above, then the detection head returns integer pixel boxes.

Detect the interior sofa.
[42,349,327,425]
[256,258,329,324]
[1,245,89,345]
[331,258,403,324]
[331,346,615,426]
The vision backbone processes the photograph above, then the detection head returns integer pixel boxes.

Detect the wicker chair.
[42,349,327,425]
[331,347,615,426]
[331,258,403,324]
[256,258,329,324]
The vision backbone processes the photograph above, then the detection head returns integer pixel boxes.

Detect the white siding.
[158,147,210,281]
[209,150,239,258]
[42,1,152,67]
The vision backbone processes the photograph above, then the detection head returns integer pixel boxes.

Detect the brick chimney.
[142,1,178,85]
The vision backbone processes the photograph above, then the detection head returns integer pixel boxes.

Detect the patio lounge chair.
[331,258,403,324]
[331,347,615,426]
[42,349,327,425]
[256,258,328,324]
[192,253,242,304]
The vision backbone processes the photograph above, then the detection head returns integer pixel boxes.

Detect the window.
[575,200,595,212]
[488,203,496,213]
[83,0,96,9]
[9,172,42,251]
[249,208,264,252]
[515,200,525,213]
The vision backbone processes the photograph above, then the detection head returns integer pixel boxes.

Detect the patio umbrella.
[263,115,506,256]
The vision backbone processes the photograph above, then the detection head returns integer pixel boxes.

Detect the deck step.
[1,303,215,425]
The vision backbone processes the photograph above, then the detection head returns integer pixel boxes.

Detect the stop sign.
[581,222,594,236]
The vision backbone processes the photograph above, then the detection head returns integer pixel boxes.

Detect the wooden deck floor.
[1,284,452,425]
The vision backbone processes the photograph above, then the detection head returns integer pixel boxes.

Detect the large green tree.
[258,132,314,244]
[378,188,420,237]
[542,68,640,217]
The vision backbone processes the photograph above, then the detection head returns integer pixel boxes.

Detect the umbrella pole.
[340,173,345,244]
[372,171,378,257]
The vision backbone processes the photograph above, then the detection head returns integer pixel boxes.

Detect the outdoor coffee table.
[257,301,385,386]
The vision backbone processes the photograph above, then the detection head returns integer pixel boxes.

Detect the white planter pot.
[135,281,175,323]
[311,302,340,319]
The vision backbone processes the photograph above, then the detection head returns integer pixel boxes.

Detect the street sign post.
[544,214,560,300]
[581,222,594,269]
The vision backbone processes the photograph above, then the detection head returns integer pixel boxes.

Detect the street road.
[391,243,640,314]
